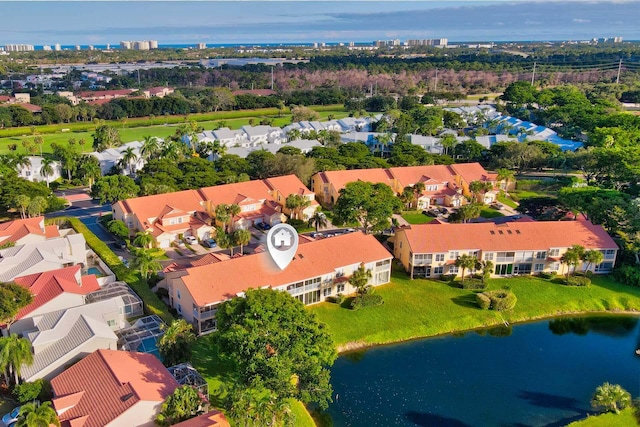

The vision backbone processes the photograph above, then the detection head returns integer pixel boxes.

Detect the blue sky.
[1,1,638,45]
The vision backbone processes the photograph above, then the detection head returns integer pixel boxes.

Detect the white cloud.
[572,18,591,23]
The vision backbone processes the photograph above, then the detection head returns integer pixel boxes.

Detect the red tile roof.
[45,225,60,239]
[16,103,43,113]
[172,411,230,427]
[0,96,12,103]
[449,162,498,182]
[389,165,458,188]
[78,89,136,99]
[398,220,618,254]
[13,265,100,320]
[180,232,392,306]
[51,349,179,427]
[86,99,112,106]
[0,216,46,246]
[266,175,314,197]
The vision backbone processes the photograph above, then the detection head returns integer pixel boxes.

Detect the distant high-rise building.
[120,41,132,49]
[54,43,61,51]
[349,41,355,47]
[42,45,52,51]
[88,45,95,51]
[75,45,81,51]
[149,40,158,49]
[197,42,207,50]
[406,38,448,47]
[120,40,158,50]
[4,44,35,52]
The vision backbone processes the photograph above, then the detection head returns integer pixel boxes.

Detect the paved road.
[46,203,111,219]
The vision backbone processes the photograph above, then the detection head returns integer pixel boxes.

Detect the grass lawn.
[191,336,317,426]
[480,207,504,218]
[0,109,349,155]
[567,408,639,427]
[497,193,519,209]
[401,211,435,225]
[311,268,640,349]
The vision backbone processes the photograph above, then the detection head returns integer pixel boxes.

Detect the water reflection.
[548,316,638,337]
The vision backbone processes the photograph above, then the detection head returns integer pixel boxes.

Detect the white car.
[184,236,198,245]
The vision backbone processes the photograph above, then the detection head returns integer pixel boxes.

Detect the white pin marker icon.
[266,223,299,270]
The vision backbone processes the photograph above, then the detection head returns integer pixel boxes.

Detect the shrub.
[476,293,491,310]
[564,275,591,287]
[13,379,51,404]
[538,271,556,280]
[350,293,384,310]
[326,293,344,304]
[479,290,517,311]
[287,218,306,231]
[613,265,640,288]
[459,278,486,290]
[439,274,457,282]
[156,287,169,299]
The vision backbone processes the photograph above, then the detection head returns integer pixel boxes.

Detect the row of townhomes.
[0,215,230,426]
[312,162,502,208]
[163,231,393,334]
[113,174,318,247]
[394,218,617,279]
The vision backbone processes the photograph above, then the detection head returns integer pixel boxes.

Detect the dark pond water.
[326,316,640,427]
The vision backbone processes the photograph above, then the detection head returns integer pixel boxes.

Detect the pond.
[326,316,640,427]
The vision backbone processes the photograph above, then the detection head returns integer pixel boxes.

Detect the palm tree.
[591,383,631,414]
[582,250,604,274]
[0,334,34,384]
[496,168,515,192]
[121,147,138,176]
[308,211,328,232]
[39,158,55,187]
[155,385,203,426]
[133,231,154,249]
[130,249,162,284]
[454,254,479,282]
[287,129,301,142]
[27,196,48,218]
[16,402,60,427]
[560,245,586,278]
[14,195,30,219]
[140,135,160,160]
[233,228,251,255]
[227,204,241,232]
[78,155,102,191]
[349,264,372,295]
[13,154,31,173]
[215,227,234,257]
[285,194,310,220]
[161,140,185,162]
[399,186,414,210]
[215,204,231,232]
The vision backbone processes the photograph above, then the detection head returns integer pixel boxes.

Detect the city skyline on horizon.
[1,1,639,46]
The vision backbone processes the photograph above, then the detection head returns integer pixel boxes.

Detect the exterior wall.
[10,294,86,336]
[24,337,118,382]
[168,279,198,327]
[108,401,162,427]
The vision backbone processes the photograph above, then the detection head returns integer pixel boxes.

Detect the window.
[435,253,445,262]
[426,185,438,191]
[376,270,390,284]
[514,264,532,274]
[536,251,547,259]
[433,266,444,275]
[177,290,181,299]
[471,251,479,258]
[595,262,614,272]
[399,241,402,249]
[337,284,345,293]
[534,263,545,272]
[449,266,459,274]
[449,251,459,260]
[414,254,432,265]
[323,288,332,297]
[376,259,391,267]
[193,304,199,317]
[177,304,182,313]
[484,252,494,261]
[603,249,616,259]
[549,248,560,257]
[550,262,560,272]
[107,319,116,327]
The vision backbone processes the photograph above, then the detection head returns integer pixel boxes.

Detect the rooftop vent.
[515,230,521,234]
[121,393,134,402]
[507,230,512,235]
[498,230,504,235]
[490,230,495,235]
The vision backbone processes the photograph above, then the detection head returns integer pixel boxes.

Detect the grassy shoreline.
[311,269,640,353]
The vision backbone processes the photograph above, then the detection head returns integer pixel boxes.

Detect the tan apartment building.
[394,219,617,279]
[311,162,501,208]
[164,232,392,335]
[113,175,319,248]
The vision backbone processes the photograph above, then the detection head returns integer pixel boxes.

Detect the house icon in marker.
[273,229,293,249]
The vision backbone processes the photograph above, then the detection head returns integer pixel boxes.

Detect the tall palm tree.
[130,249,162,284]
[308,211,328,232]
[140,135,160,160]
[582,250,604,274]
[121,147,138,176]
[496,168,515,192]
[233,228,251,255]
[591,383,631,414]
[39,158,55,187]
[78,155,102,191]
[16,401,60,427]
[227,204,241,231]
[13,154,31,173]
[215,204,231,232]
[133,231,154,249]
[287,128,301,142]
[14,195,30,219]
[0,334,34,384]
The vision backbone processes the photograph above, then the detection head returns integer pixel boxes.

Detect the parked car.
[203,238,217,248]
[184,236,197,245]
[438,207,448,214]
[491,202,505,210]
[255,222,271,230]
[2,407,21,426]
[423,209,439,217]
[310,232,324,239]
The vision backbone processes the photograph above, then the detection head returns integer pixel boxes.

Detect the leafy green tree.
[15,194,31,219]
[39,158,55,188]
[468,180,494,203]
[582,249,604,273]
[228,378,294,427]
[291,105,320,122]
[451,203,483,223]
[91,175,139,204]
[215,228,235,257]
[155,385,203,426]
[121,146,139,176]
[333,181,402,234]
[130,249,162,284]
[133,231,154,249]
[233,228,251,255]
[92,124,121,151]
[285,194,311,220]
[0,333,35,384]
[307,210,328,232]
[349,264,372,295]
[16,401,60,427]
[591,383,631,414]
[77,155,102,190]
[27,196,48,218]
[481,260,494,284]
[0,283,33,326]
[107,219,129,240]
[158,319,196,367]
[216,288,337,409]
[455,254,480,282]
[141,135,161,160]
[13,379,50,404]
[560,245,586,278]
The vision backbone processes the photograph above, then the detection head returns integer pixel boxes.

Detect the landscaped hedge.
[459,277,487,290]
[564,275,591,287]
[477,290,517,311]
[613,265,640,288]
[350,293,384,310]
[64,217,174,324]
[538,271,557,280]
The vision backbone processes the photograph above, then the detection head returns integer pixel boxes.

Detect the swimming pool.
[86,267,105,277]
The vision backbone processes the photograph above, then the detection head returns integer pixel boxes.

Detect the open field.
[311,268,640,349]
[0,106,349,155]
[568,408,638,427]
